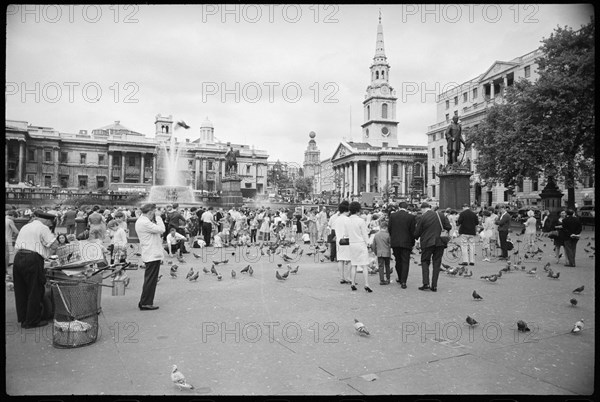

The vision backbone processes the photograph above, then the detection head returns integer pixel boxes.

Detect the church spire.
[374,10,387,61]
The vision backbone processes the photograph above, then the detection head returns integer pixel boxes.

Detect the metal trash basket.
[50,275,102,348]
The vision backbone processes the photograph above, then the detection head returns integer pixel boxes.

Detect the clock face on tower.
[381,85,389,95]
[381,126,389,137]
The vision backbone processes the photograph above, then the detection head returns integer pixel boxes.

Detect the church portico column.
[194,157,200,190]
[152,154,157,185]
[17,140,25,183]
[366,162,371,192]
[353,161,358,197]
[140,153,145,184]
[108,152,113,183]
[121,153,126,183]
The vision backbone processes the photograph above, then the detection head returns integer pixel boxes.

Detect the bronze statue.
[225,146,240,176]
[445,115,465,165]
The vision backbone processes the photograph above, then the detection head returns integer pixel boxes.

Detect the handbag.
[339,237,349,246]
[506,239,514,251]
[436,212,450,247]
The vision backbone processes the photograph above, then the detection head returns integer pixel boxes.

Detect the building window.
[382,103,388,119]
[382,142,388,148]
[431,148,435,159]
[26,174,35,184]
[463,92,468,103]
[445,114,450,121]
[188,159,194,169]
[60,152,68,163]
[28,149,35,162]
[208,161,214,171]
[439,145,443,158]
[454,96,458,105]
[80,153,86,164]
[97,176,105,188]
[392,163,399,177]
[44,175,52,187]
[45,151,52,162]
[129,156,136,167]
[432,185,436,198]
[532,177,539,192]
[432,165,436,179]
[78,175,88,188]
[445,100,449,110]
[473,87,478,99]
[432,133,436,141]
[98,154,105,165]
[246,165,251,175]
[245,182,252,188]
[524,65,531,78]
[60,175,69,188]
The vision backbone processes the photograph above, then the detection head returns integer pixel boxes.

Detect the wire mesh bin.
[51,275,103,348]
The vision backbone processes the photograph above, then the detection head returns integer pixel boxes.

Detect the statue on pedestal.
[224,145,240,177]
[445,115,465,165]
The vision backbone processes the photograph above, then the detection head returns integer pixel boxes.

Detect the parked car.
[578,205,595,225]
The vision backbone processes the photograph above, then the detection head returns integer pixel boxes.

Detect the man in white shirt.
[134,203,165,311]
[201,207,215,246]
[13,211,58,328]
[165,227,187,257]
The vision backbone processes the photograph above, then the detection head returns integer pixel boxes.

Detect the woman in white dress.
[346,201,372,293]
[333,201,351,285]
[480,210,495,262]
[524,210,537,253]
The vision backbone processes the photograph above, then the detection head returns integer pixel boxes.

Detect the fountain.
[147,124,196,206]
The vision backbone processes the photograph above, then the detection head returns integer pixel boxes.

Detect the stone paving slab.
[5,231,596,396]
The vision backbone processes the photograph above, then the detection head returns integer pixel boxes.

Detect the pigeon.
[571,319,584,333]
[290,265,299,274]
[306,252,314,257]
[354,319,370,336]
[157,274,163,283]
[167,260,173,265]
[543,262,551,272]
[170,272,177,279]
[240,265,250,273]
[177,256,185,263]
[211,265,218,275]
[282,254,293,262]
[193,252,201,259]
[171,264,179,272]
[472,290,483,300]
[442,262,452,270]
[548,271,560,279]
[463,270,472,278]
[189,271,199,281]
[213,260,222,265]
[487,275,498,282]
[573,286,584,294]
[217,274,222,281]
[480,275,489,280]
[171,365,194,390]
[248,266,254,276]
[527,267,537,275]
[466,316,478,326]
[570,298,578,307]
[281,270,290,279]
[298,249,304,257]
[222,259,229,264]
[186,268,194,280]
[517,320,530,332]
[176,120,191,129]
[275,271,285,280]
[231,270,236,278]
[202,266,210,274]
[277,263,282,268]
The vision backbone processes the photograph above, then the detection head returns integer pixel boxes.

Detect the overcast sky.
[6,4,593,164]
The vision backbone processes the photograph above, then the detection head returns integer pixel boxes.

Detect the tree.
[467,18,595,208]
[294,177,313,199]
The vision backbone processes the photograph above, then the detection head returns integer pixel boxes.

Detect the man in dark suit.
[388,201,416,289]
[414,203,452,292]
[562,209,582,267]
[495,204,512,260]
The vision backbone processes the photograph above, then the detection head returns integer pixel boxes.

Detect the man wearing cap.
[457,203,478,266]
[495,204,512,260]
[135,203,165,310]
[13,210,59,328]
[414,202,452,292]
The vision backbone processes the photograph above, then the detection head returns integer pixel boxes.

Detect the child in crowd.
[371,220,392,285]
[107,220,128,264]
[213,232,223,248]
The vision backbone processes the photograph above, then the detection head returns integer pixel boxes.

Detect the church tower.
[199,116,215,144]
[303,131,320,178]
[155,114,173,142]
[361,13,398,147]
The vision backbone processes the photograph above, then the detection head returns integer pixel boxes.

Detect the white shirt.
[111,227,128,247]
[14,219,56,258]
[166,231,186,245]
[135,215,166,263]
[201,210,214,223]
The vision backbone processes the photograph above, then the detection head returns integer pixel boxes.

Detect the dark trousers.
[498,230,509,258]
[420,246,444,288]
[13,250,46,327]
[378,257,391,282]
[139,260,161,307]
[250,229,257,243]
[564,238,578,266]
[165,240,185,256]
[392,247,411,284]
[202,223,212,246]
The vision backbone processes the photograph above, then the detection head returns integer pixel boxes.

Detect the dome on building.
[200,117,213,129]
[309,131,316,139]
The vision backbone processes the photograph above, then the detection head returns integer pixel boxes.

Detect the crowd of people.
[5,199,585,325]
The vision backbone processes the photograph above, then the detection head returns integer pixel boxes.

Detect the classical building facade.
[330,15,427,201]
[426,47,594,207]
[5,115,268,196]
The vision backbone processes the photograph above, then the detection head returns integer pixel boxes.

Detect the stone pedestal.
[438,166,472,210]
[220,176,243,208]
[539,176,563,214]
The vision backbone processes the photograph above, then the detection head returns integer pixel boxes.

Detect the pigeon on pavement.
[354,318,370,336]
[570,298,578,307]
[276,271,285,280]
[573,285,584,294]
[248,266,254,276]
[517,320,530,332]
[571,319,584,333]
[231,269,236,278]
[240,265,250,273]
[186,268,194,280]
[171,365,194,390]
[466,316,478,326]
[189,271,199,281]
[472,290,483,300]
[211,265,218,275]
